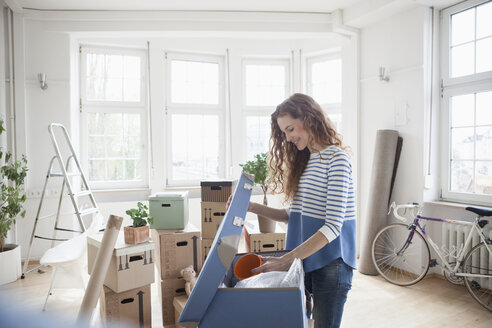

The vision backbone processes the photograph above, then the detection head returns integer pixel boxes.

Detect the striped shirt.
[286,145,357,272]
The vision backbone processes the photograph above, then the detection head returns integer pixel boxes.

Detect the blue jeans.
[305,258,353,328]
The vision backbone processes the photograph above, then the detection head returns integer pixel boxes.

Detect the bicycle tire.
[372,223,430,286]
[462,242,492,312]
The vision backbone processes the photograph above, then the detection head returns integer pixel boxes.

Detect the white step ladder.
[22,123,100,278]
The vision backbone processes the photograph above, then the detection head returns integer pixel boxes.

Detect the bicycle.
[371,202,492,312]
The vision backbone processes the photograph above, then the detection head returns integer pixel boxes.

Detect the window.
[80,47,148,189]
[306,53,342,130]
[166,53,225,185]
[441,0,492,205]
[243,59,290,161]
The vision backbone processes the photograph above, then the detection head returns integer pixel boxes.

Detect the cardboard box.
[200,180,234,202]
[173,295,188,328]
[157,277,186,325]
[87,231,155,293]
[151,225,201,280]
[200,201,226,239]
[244,222,286,252]
[149,192,189,230]
[200,238,214,269]
[100,284,151,327]
[179,173,307,328]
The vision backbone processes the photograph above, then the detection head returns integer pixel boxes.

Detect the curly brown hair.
[268,93,347,201]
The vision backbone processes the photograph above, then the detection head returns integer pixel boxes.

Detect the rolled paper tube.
[77,215,123,325]
[234,253,263,280]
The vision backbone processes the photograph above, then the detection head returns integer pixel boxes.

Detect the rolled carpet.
[358,129,403,275]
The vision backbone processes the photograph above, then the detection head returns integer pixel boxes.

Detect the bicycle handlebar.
[388,202,420,222]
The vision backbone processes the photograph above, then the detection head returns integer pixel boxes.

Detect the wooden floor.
[1,264,491,327]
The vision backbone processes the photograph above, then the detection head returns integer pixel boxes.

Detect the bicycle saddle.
[465,206,492,217]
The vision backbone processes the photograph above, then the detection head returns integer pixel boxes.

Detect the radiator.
[441,223,492,288]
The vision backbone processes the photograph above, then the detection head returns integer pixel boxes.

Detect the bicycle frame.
[405,214,492,278]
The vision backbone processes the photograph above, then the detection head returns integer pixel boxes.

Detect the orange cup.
[234,253,263,280]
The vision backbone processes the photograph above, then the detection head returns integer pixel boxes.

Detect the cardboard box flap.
[87,231,155,257]
[178,172,253,327]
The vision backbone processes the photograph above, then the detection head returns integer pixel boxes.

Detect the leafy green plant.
[0,119,28,252]
[240,152,269,205]
[126,202,154,227]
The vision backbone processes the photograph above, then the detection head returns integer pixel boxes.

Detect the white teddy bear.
[180,265,197,296]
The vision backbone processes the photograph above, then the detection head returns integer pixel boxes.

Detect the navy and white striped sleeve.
[318,152,352,242]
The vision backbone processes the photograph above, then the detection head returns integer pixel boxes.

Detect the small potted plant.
[240,152,275,233]
[0,119,28,285]
[124,202,154,244]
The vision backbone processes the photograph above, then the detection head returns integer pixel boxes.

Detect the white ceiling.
[10,0,364,13]
[4,0,462,28]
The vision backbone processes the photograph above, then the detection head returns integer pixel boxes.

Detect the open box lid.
[178,172,254,328]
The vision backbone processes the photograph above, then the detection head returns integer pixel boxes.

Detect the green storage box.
[149,191,189,230]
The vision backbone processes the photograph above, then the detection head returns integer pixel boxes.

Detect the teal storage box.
[149,191,189,230]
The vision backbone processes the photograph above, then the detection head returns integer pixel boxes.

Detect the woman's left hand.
[251,254,295,274]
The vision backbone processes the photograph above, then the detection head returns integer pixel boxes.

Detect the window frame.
[80,46,149,190]
[241,58,290,162]
[305,52,343,128]
[164,52,226,187]
[440,0,492,205]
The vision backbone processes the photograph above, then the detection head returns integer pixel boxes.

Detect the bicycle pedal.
[429,259,437,267]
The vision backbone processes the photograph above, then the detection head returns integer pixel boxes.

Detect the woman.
[249,93,356,328]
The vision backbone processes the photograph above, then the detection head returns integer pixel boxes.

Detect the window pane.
[451,94,474,127]
[451,127,474,160]
[328,113,342,132]
[477,91,492,125]
[476,127,492,159]
[476,161,492,194]
[87,112,141,182]
[171,114,219,180]
[246,116,271,161]
[451,8,475,45]
[451,43,475,77]
[89,160,106,181]
[476,37,492,73]
[245,64,286,107]
[477,1,492,39]
[88,136,105,158]
[450,160,473,192]
[170,60,219,104]
[85,53,141,102]
[311,59,342,104]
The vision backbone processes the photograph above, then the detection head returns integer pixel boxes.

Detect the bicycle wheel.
[372,223,430,286]
[462,242,492,312]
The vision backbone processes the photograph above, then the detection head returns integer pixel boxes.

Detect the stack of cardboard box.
[148,190,201,326]
[151,225,200,326]
[199,180,234,265]
[87,231,155,327]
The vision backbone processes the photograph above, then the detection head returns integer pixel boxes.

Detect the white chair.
[40,214,104,311]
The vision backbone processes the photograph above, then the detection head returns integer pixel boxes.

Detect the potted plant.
[0,119,28,285]
[240,152,276,233]
[124,202,154,244]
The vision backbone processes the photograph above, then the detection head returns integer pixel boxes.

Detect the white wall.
[358,5,487,275]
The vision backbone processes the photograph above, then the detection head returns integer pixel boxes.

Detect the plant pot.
[0,244,22,286]
[258,194,276,233]
[258,215,276,233]
[124,225,150,244]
